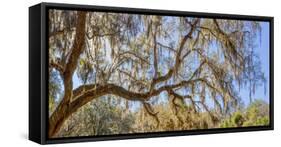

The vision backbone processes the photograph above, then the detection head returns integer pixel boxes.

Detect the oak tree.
[48,10,265,137]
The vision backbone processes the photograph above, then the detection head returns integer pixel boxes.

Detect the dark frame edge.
[41,2,48,145]
[45,126,273,144]
[269,17,274,130]
[42,2,273,21]
[29,3,43,144]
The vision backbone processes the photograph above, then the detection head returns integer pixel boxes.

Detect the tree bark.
[48,11,86,138]
[48,16,203,138]
[48,76,206,137]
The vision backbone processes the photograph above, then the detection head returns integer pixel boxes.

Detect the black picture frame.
[29,2,274,144]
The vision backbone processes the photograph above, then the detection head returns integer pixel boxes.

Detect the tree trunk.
[48,11,86,138]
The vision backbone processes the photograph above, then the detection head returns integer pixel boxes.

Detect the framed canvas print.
[29,2,274,144]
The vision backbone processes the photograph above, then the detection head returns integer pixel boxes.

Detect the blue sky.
[237,22,270,106]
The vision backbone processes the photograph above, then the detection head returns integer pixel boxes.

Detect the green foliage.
[220,111,244,128]
[220,99,269,128]
[243,100,270,126]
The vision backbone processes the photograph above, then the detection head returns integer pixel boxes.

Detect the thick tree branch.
[63,11,87,103]
[49,11,87,137]
[50,74,214,138]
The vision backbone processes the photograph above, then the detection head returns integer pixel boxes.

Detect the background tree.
[220,99,269,128]
[48,10,267,137]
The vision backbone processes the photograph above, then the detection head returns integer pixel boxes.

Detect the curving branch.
[49,75,212,137]
[62,11,87,103]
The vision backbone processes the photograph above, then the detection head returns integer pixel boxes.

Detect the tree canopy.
[48,10,268,138]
